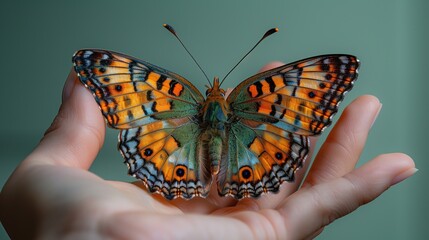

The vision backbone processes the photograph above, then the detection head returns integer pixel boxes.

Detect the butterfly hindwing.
[218,119,309,198]
[73,49,211,199]
[219,55,359,198]
[119,118,212,199]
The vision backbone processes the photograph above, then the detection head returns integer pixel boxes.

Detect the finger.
[237,61,314,210]
[27,69,105,169]
[279,153,416,240]
[259,61,285,72]
[306,227,324,240]
[303,95,382,187]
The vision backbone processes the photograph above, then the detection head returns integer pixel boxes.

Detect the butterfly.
[73,39,359,200]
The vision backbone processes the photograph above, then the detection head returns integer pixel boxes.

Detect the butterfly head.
[201,77,231,126]
[205,77,226,98]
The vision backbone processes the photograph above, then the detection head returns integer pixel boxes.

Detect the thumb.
[29,69,105,169]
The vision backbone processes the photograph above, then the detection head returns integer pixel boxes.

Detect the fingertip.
[33,73,105,169]
[336,95,382,134]
[382,152,415,167]
[71,81,106,142]
[347,152,416,193]
[357,94,380,104]
[259,61,285,73]
[225,88,234,98]
[62,68,78,102]
[375,153,416,185]
[348,95,381,114]
[370,152,415,173]
[357,94,381,108]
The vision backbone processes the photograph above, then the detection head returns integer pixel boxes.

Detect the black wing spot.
[156,76,167,90]
[275,94,282,105]
[241,169,251,179]
[100,59,112,66]
[151,101,158,112]
[325,73,332,80]
[176,167,185,177]
[146,90,154,101]
[269,105,276,116]
[266,77,276,93]
[280,109,287,119]
[321,64,330,71]
[254,81,264,97]
[144,148,153,157]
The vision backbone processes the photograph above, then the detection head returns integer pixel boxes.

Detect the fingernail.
[391,167,418,186]
[370,103,382,128]
[62,69,78,102]
[225,88,234,98]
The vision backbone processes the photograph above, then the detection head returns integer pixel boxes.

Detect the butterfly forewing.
[73,49,204,129]
[228,55,359,135]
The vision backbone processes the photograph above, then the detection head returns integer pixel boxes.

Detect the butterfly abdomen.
[207,132,222,175]
[199,109,227,176]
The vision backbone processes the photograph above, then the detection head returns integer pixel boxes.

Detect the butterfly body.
[73,49,359,200]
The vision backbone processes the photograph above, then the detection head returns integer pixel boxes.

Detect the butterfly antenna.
[219,27,278,87]
[163,24,212,87]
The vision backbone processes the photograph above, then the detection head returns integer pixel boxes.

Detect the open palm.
[0,66,415,240]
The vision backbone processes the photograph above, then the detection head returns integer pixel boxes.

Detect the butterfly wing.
[73,49,211,199]
[219,55,359,198]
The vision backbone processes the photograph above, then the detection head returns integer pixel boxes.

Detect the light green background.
[1,0,427,239]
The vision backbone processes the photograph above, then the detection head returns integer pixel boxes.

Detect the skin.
[0,63,416,240]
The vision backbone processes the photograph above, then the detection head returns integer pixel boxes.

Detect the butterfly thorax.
[201,77,230,129]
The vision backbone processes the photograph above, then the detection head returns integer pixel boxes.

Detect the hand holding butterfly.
[1,64,416,240]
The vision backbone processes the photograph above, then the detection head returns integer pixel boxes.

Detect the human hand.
[0,64,416,239]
